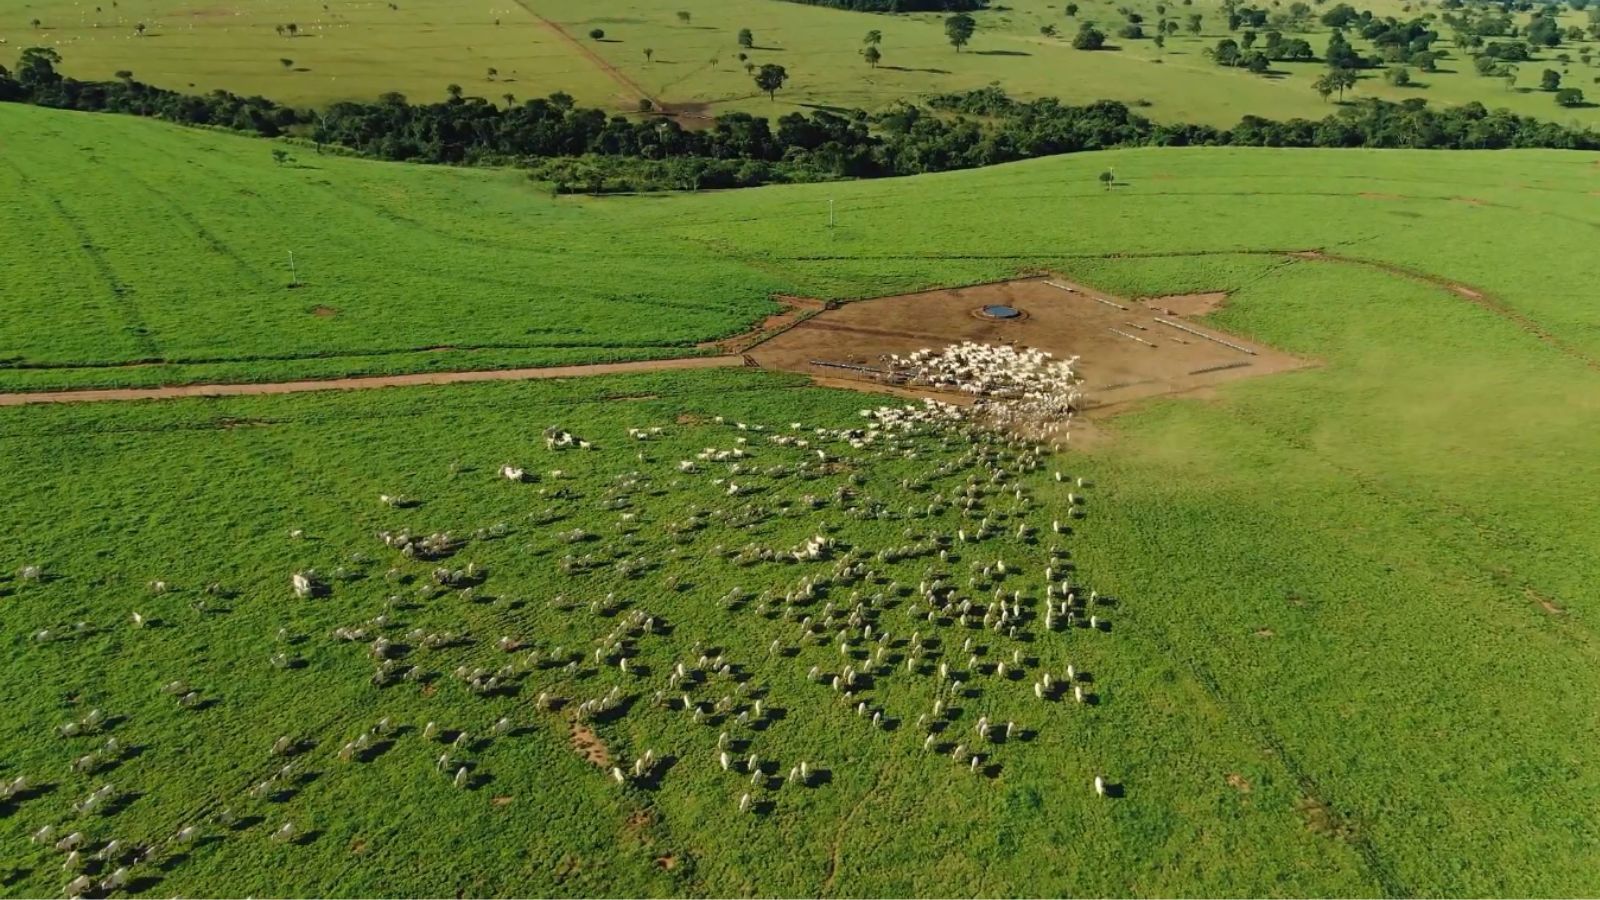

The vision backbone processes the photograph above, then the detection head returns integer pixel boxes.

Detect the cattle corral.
[748,277,1309,412]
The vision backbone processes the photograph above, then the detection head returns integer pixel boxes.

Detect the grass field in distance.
[4,0,1600,125]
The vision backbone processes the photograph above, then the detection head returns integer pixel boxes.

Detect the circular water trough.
[976,304,1026,321]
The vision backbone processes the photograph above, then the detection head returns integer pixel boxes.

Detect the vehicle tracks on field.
[512,1,660,109]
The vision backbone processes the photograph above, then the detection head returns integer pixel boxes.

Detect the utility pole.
[288,250,299,287]
[828,198,835,229]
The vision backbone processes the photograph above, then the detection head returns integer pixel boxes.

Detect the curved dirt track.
[0,356,745,407]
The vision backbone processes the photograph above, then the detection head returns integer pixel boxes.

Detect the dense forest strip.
[5,48,1599,196]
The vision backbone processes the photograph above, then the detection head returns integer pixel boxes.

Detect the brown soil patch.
[1226,773,1253,792]
[1528,588,1566,615]
[1254,628,1275,638]
[310,305,338,317]
[1143,292,1228,317]
[349,838,368,854]
[491,795,515,807]
[420,683,438,697]
[747,276,1308,416]
[0,356,743,407]
[570,721,612,768]
[655,855,678,870]
[1358,192,1405,201]
[1454,197,1486,207]
[625,809,653,832]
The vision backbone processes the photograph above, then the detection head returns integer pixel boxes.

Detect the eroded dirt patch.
[1143,292,1229,317]
[310,305,339,317]
[747,277,1308,415]
[1226,773,1253,792]
[570,721,612,768]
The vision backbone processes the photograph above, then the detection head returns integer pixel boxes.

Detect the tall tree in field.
[753,62,787,99]
[945,13,976,51]
[864,29,882,47]
[502,92,516,107]
[134,21,146,36]
[864,44,881,67]
[644,48,653,63]
[676,10,691,24]
[738,28,754,49]
[286,22,298,36]
[446,82,463,100]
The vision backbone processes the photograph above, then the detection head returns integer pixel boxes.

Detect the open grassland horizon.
[5,0,1600,126]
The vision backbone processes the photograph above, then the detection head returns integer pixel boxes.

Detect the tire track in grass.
[99,158,275,290]
[1147,628,1409,898]
[0,155,161,359]
[510,1,660,109]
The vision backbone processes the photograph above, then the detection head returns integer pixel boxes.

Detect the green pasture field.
[3,0,1600,125]
[4,220,1600,895]
[2,101,1599,393]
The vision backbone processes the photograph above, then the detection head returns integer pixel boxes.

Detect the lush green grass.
[0,368,1367,897]
[3,101,1599,392]
[6,0,1600,125]
[4,101,1600,895]
[5,225,1600,895]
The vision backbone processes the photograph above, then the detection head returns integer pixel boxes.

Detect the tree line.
[3,48,1597,194]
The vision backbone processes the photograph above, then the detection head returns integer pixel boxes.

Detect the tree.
[115,69,134,82]
[1098,169,1115,190]
[446,83,463,100]
[272,148,290,165]
[744,61,755,75]
[1385,65,1412,85]
[1556,86,1585,105]
[280,57,294,69]
[286,22,298,36]
[1119,22,1145,39]
[1154,33,1166,49]
[864,29,882,47]
[1073,23,1107,49]
[1065,2,1079,14]
[135,21,146,36]
[1540,67,1561,90]
[738,28,754,49]
[1312,66,1357,100]
[502,92,516,108]
[643,48,653,63]
[753,63,787,100]
[677,10,691,24]
[945,14,976,51]
[1241,29,1256,48]
[1186,13,1203,33]
[864,45,882,67]
[1041,23,1059,37]
[589,28,605,40]
[486,66,498,79]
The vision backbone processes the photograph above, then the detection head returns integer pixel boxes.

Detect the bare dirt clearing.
[746,277,1309,414]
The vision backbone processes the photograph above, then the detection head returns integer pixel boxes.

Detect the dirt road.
[0,356,745,407]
